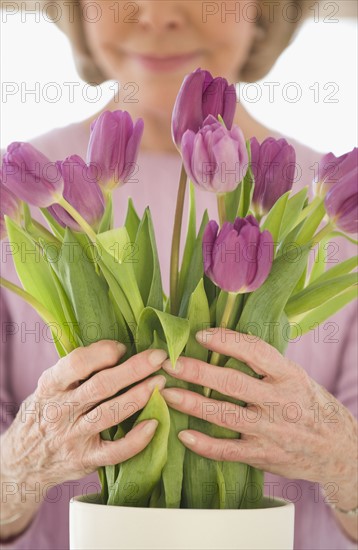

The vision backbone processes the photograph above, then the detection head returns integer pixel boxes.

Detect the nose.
[136,1,185,31]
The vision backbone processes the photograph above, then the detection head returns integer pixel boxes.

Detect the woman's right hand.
[1,340,167,492]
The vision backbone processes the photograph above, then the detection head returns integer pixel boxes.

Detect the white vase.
[70,493,295,550]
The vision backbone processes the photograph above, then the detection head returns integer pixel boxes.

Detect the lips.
[128,51,202,72]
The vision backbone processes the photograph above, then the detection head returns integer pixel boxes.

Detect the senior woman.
[0,1,357,549]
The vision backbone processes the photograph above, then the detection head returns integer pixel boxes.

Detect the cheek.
[209,22,256,69]
[81,7,129,72]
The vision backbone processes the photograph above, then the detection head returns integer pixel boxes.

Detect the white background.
[1,5,357,155]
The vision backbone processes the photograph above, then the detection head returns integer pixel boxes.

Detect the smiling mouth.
[127,51,202,72]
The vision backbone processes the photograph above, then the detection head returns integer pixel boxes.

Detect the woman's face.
[80,0,259,106]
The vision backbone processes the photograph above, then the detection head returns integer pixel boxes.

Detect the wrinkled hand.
[160,328,357,493]
[1,341,167,488]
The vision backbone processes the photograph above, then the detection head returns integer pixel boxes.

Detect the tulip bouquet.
[1,69,357,510]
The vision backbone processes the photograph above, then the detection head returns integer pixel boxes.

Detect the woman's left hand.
[160,328,357,491]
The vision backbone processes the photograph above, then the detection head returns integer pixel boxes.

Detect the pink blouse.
[0,121,357,550]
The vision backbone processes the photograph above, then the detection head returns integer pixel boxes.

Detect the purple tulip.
[2,142,63,207]
[48,156,105,231]
[314,148,358,198]
[181,115,248,193]
[87,110,144,190]
[202,215,274,293]
[324,170,358,234]
[0,171,22,240]
[250,137,296,216]
[172,68,237,149]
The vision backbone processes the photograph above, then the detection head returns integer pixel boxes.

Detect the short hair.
[6,0,315,84]
[241,1,315,82]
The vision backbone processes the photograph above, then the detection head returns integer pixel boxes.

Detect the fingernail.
[148,375,166,391]
[140,419,158,435]
[161,388,183,404]
[149,349,168,366]
[178,431,196,445]
[195,330,213,343]
[162,359,183,373]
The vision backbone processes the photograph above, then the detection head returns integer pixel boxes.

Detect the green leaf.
[98,194,113,233]
[285,273,357,318]
[178,182,197,298]
[40,208,65,240]
[261,191,290,253]
[5,217,73,354]
[47,229,119,345]
[158,407,188,508]
[308,234,332,283]
[96,227,144,324]
[178,210,209,318]
[236,139,254,219]
[185,279,210,364]
[279,187,308,241]
[291,264,308,295]
[311,256,358,285]
[133,208,163,310]
[238,243,311,351]
[136,307,190,367]
[107,387,170,507]
[291,286,357,336]
[0,276,72,356]
[124,197,141,243]
[224,183,242,223]
[295,201,326,246]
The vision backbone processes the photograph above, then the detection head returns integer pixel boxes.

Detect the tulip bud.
[2,142,63,207]
[324,170,358,234]
[181,115,248,193]
[0,171,22,240]
[47,155,105,231]
[87,110,144,191]
[314,148,358,198]
[202,215,274,293]
[250,137,296,217]
[172,68,237,149]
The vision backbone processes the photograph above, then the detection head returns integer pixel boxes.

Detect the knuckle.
[222,370,248,398]
[128,355,146,379]
[84,374,108,401]
[190,360,206,385]
[69,348,88,379]
[191,396,204,417]
[219,441,242,462]
[95,341,121,366]
[36,369,54,395]
[81,451,95,474]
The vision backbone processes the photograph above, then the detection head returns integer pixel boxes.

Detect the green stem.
[217,194,227,227]
[0,277,74,354]
[312,222,335,245]
[57,196,97,242]
[170,164,188,315]
[203,292,238,398]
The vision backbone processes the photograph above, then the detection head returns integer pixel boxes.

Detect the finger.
[162,357,268,403]
[93,419,159,467]
[177,429,266,465]
[75,349,168,403]
[46,340,127,392]
[75,375,166,435]
[160,388,263,435]
[195,329,290,379]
